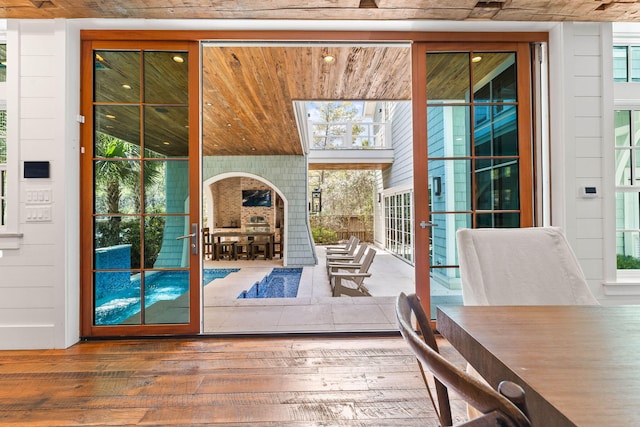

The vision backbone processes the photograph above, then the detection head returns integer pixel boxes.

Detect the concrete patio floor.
[202,244,462,334]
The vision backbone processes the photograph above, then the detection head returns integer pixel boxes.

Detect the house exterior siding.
[382,101,413,188]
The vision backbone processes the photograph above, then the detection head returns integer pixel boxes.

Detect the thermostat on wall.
[582,186,597,198]
[24,161,50,178]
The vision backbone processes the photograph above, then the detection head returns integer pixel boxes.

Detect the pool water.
[238,268,302,299]
[95,268,239,325]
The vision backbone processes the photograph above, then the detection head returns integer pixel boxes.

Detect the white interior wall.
[0,20,80,349]
[548,22,634,303]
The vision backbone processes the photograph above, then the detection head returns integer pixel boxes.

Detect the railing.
[309,120,391,150]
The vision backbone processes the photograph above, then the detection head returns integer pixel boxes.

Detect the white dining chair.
[456,226,598,306]
[456,226,599,420]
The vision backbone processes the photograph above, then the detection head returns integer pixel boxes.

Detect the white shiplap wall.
[549,22,612,301]
[0,20,80,349]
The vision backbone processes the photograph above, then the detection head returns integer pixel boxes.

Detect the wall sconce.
[311,188,322,214]
[378,193,382,203]
[432,176,442,196]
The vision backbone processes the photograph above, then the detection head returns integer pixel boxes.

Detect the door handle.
[176,233,196,240]
[419,221,438,229]
[176,223,199,255]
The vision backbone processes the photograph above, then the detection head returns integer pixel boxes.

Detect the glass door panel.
[413,42,534,319]
[82,41,199,336]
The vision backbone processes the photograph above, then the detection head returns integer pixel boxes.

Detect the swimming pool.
[94,268,239,325]
[238,268,302,299]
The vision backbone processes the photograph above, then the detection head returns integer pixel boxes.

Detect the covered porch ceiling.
[2,1,639,21]
[202,44,411,157]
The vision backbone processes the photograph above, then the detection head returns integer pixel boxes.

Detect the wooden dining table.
[211,231,274,260]
[437,305,640,427]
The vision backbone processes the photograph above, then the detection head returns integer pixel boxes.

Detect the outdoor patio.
[202,244,462,334]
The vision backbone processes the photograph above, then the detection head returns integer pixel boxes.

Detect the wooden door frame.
[80,39,201,337]
[79,30,548,336]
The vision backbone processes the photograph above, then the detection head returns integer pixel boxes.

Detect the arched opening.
[203,172,287,263]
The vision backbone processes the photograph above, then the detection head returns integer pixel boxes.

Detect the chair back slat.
[354,249,376,285]
[352,243,367,264]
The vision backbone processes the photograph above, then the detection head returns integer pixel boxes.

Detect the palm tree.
[94,133,164,264]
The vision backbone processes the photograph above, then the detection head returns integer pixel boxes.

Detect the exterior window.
[614,110,640,269]
[0,44,5,82]
[0,110,5,226]
[384,191,413,263]
[613,45,640,82]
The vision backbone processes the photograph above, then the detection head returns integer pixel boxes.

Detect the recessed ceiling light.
[163,141,171,145]
[227,123,232,127]
[251,147,256,151]
[472,56,482,63]
[122,84,131,89]
[323,55,335,64]
[172,55,184,63]
[205,102,213,106]
[105,114,116,119]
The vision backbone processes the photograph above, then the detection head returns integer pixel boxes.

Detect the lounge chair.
[325,235,356,253]
[326,243,367,273]
[326,236,359,256]
[329,248,375,297]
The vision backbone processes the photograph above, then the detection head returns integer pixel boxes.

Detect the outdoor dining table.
[211,231,274,260]
[437,305,640,427]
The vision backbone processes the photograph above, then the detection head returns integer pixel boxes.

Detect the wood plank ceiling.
[2,0,640,21]
[202,45,411,156]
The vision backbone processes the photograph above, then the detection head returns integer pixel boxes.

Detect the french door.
[412,42,535,315]
[80,40,201,337]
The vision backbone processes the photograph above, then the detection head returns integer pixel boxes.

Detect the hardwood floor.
[0,336,468,426]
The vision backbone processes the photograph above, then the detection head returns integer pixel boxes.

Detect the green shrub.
[617,254,640,269]
[312,227,338,244]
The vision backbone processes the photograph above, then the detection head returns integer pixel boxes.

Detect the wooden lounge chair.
[326,236,359,256]
[325,235,356,253]
[326,243,367,273]
[396,292,531,427]
[329,248,375,297]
